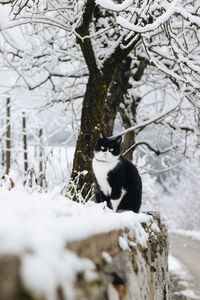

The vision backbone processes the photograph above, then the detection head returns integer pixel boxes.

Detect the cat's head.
[94,134,122,162]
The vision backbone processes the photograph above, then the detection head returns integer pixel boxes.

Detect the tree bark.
[119,58,148,160]
[104,57,132,136]
[119,95,141,161]
[67,57,136,200]
[66,74,112,200]
[1,118,5,170]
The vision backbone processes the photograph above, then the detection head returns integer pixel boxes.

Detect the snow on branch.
[112,104,179,138]
[123,141,173,156]
[117,5,200,33]
[0,0,15,3]
[117,0,178,33]
[95,0,133,12]
[175,6,200,27]
[0,16,70,32]
[76,0,100,74]
[96,0,200,32]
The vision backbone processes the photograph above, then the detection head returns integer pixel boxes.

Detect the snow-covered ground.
[0,185,157,300]
[170,230,200,242]
[169,255,200,300]
[6,145,75,190]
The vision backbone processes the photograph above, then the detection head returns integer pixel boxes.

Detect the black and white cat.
[92,134,142,213]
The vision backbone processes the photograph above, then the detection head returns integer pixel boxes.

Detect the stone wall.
[0,212,169,300]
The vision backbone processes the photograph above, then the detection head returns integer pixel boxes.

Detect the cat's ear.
[115,135,122,145]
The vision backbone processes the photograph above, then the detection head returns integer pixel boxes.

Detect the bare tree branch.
[113,104,179,138]
[160,121,195,133]
[123,141,173,156]
[75,0,100,75]
[0,0,15,3]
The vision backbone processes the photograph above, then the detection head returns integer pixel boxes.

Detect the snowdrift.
[0,188,169,300]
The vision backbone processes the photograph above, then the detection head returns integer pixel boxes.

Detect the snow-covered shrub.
[62,170,94,203]
[159,159,200,230]
[141,172,158,212]
[136,156,158,212]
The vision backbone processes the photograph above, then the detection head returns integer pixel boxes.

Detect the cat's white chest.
[92,158,118,196]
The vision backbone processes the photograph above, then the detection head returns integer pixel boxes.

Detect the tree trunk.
[66,57,135,201]
[66,74,111,200]
[38,128,44,188]
[119,58,148,160]
[119,95,141,161]
[22,112,28,183]
[65,0,141,201]
[5,98,11,175]
[104,57,132,136]
[1,118,4,170]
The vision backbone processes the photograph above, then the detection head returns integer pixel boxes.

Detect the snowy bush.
[135,156,158,212]
[159,159,200,230]
[141,172,158,212]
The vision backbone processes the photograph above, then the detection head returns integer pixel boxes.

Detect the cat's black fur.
[92,134,142,213]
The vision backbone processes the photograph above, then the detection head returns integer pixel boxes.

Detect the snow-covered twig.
[123,141,173,156]
[116,0,179,33]
[112,104,179,138]
[0,0,15,3]
[95,0,133,12]
[0,17,70,32]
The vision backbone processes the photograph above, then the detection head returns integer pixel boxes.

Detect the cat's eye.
[109,148,114,152]
[101,146,105,150]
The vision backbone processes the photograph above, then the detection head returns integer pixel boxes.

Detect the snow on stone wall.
[0,188,169,300]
